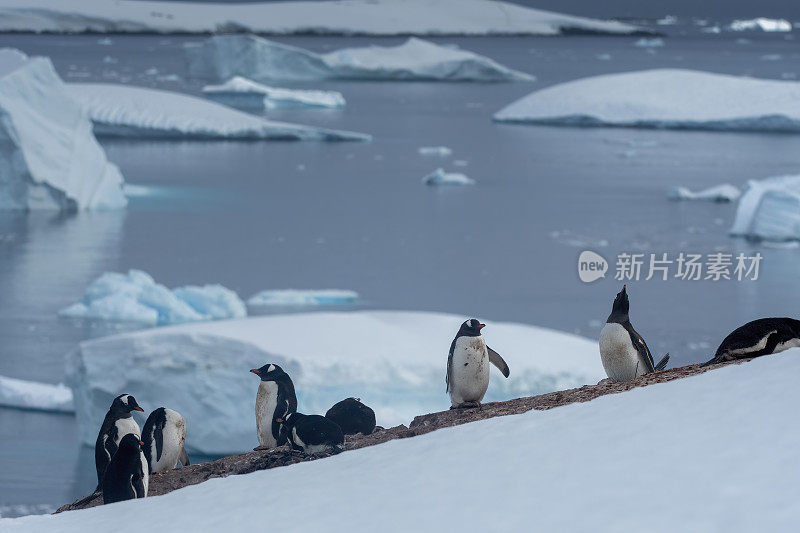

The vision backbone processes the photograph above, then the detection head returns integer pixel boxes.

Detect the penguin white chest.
[449,336,490,406]
[256,381,279,448]
[138,449,149,498]
[599,323,643,382]
[114,417,141,445]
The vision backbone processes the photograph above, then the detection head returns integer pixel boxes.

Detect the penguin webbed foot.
[451,401,481,410]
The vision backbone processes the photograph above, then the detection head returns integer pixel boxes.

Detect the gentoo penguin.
[250,363,297,450]
[141,407,190,474]
[446,319,510,409]
[599,285,669,382]
[94,394,144,488]
[325,398,376,436]
[102,433,149,504]
[278,412,344,454]
[703,317,800,366]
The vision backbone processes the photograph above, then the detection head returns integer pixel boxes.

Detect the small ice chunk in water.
[422,168,475,186]
[0,375,74,413]
[418,146,453,157]
[668,184,741,202]
[634,38,665,47]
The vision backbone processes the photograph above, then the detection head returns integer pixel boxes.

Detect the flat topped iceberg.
[66,310,605,455]
[64,83,368,141]
[247,289,359,307]
[59,269,247,326]
[422,168,476,186]
[202,76,345,110]
[668,184,740,202]
[729,18,792,32]
[0,0,644,36]
[418,146,453,157]
[186,35,534,83]
[0,375,74,414]
[494,69,800,133]
[0,49,126,211]
[730,175,800,241]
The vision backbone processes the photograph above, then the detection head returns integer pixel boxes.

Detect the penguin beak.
[250,369,260,375]
[139,441,145,447]
[621,284,626,294]
[275,418,284,424]
[133,406,144,412]
[478,323,485,329]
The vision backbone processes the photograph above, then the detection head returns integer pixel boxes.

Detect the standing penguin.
[325,398,376,436]
[94,394,144,488]
[141,407,190,474]
[102,433,149,504]
[446,319,510,409]
[599,285,669,382]
[250,364,297,450]
[703,317,800,366]
[278,412,344,454]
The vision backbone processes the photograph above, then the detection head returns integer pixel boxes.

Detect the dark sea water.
[1,22,800,515]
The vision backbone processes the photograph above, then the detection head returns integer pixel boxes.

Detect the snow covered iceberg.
[668,184,740,202]
[59,269,247,326]
[729,18,792,32]
[0,0,644,36]
[0,49,126,211]
[422,168,475,186]
[186,36,534,83]
[494,69,800,132]
[202,77,345,110]
[247,289,359,307]
[66,310,605,455]
[730,175,800,241]
[64,83,368,141]
[0,375,74,414]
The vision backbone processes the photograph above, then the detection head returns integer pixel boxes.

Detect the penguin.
[250,363,297,450]
[141,407,190,474]
[278,412,344,454]
[599,285,669,382]
[102,433,149,504]
[703,317,800,366]
[446,319,510,409]
[94,394,144,488]
[325,397,376,436]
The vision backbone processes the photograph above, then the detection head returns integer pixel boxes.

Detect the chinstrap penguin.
[142,407,190,474]
[446,319,510,409]
[102,433,149,504]
[325,397,376,436]
[599,286,669,382]
[703,317,800,366]
[250,363,297,450]
[94,394,144,488]
[278,412,344,454]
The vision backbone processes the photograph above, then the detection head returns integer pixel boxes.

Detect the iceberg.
[63,83,368,141]
[634,38,665,47]
[729,18,792,32]
[58,269,247,326]
[423,168,475,186]
[494,69,800,133]
[730,175,800,241]
[0,0,645,36]
[247,289,359,307]
[186,36,534,83]
[0,49,126,211]
[0,375,74,414]
[668,184,740,202]
[418,146,453,157]
[202,77,345,110]
[66,310,605,455]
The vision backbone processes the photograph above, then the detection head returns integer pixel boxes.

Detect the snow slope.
[186,36,534,82]
[494,69,800,132]
[0,375,74,414]
[66,311,604,455]
[202,76,345,110]
[10,351,800,531]
[0,49,126,210]
[0,0,643,36]
[64,83,368,141]
[730,175,800,241]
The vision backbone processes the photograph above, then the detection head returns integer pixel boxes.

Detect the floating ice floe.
[729,18,792,32]
[730,175,800,241]
[0,49,126,211]
[202,76,345,110]
[0,375,74,414]
[0,0,645,36]
[418,146,453,157]
[422,168,475,186]
[248,289,359,307]
[66,310,604,454]
[186,35,535,83]
[494,69,800,132]
[59,269,247,326]
[668,184,741,202]
[634,38,665,47]
[64,83,368,141]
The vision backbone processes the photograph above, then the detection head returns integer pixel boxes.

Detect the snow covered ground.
[66,311,604,455]
[0,49,126,210]
[64,83,368,141]
[202,77,345,110]
[668,184,740,202]
[730,175,800,241]
[247,289,359,307]
[494,69,800,132]
[0,0,643,36]
[0,375,74,414]
[186,36,534,83]
[422,168,476,186]
[10,351,800,531]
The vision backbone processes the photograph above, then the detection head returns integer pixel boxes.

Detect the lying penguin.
[141,407,190,474]
[102,433,149,504]
[599,285,669,382]
[278,412,344,454]
[446,319,510,409]
[325,397,376,436]
[703,317,800,366]
[94,394,145,488]
[250,363,297,450]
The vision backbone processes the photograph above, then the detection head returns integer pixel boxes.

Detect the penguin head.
[110,394,144,415]
[250,363,290,382]
[458,319,485,337]
[118,433,145,453]
[609,285,630,320]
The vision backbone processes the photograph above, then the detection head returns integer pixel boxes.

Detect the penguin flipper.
[487,347,510,378]
[132,472,146,499]
[446,338,456,393]
[179,446,190,467]
[628,326,656,373]
[654,353,670,371]
[154,423,164,463]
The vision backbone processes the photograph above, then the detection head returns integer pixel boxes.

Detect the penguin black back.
[280,412,345,454]
[102,433,147,504]
[94,394,144,488]
[325,398,376,436]
[705,317,800,365]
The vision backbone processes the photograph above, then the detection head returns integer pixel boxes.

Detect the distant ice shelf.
[668,184,740,202]
[0,375,74,414]
[248,289,359,307]
[730,175,800,241]
[202,76,346,110]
